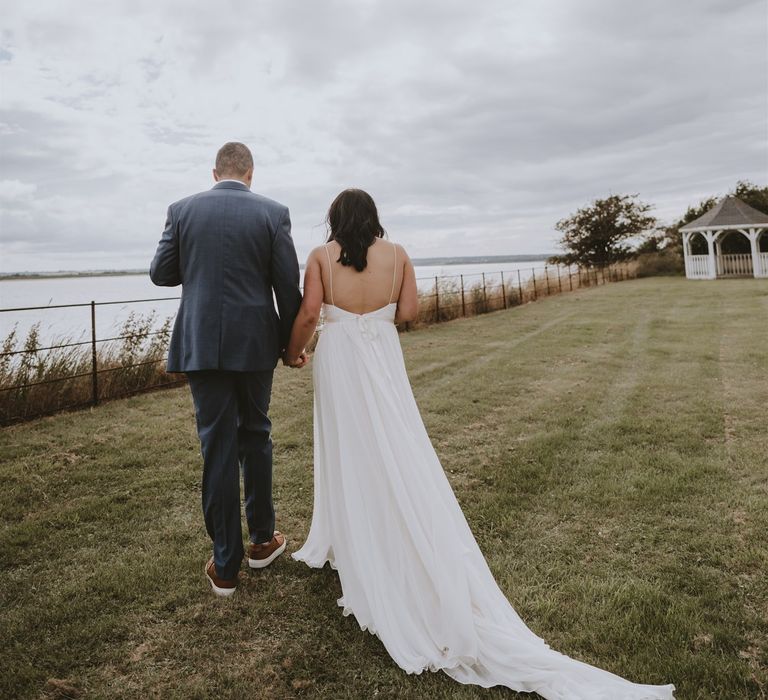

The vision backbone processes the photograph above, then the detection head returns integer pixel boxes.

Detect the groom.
[150,142,304,596]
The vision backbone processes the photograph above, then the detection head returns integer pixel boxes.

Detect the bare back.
[320,239,402,314]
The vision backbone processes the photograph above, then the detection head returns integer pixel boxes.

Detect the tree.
[548,194,656,268]
[733,180,768,212]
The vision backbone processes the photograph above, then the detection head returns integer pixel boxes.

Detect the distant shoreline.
[0,255,553,281]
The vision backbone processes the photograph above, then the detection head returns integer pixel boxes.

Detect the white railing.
[717,254,753,277]
[686,255,710,279]
[758,252,768,278]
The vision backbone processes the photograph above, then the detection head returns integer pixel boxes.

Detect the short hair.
[215,142,253,177]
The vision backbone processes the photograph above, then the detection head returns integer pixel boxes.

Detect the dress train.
[293,302,675,700]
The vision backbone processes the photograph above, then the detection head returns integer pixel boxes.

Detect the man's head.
[213,142,254,187]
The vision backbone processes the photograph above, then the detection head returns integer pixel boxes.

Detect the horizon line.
[0,254,556,279]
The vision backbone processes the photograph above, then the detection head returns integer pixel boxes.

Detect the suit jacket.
[150,181,302,372]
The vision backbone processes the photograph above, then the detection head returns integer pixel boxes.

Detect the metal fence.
[0,295,183,425]
[411,263,633,323]
[0,263,634,425]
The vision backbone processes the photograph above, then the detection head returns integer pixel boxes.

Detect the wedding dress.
[292,244,675,700]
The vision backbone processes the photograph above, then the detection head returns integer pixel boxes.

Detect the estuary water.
[0,260,550,346]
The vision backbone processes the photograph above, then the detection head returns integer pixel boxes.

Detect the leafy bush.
[635,251,684,278]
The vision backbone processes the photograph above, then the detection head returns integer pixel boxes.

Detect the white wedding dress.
[292,246,675,700]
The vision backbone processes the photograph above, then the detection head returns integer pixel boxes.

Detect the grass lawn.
[1,277,766,700]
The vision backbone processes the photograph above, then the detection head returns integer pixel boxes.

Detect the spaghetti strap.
[389,243,398,303]
[324,243,335,306]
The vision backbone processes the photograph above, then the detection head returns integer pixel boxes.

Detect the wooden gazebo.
[680,196,768,279]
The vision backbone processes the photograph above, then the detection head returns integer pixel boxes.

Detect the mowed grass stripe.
[0,278,765,699]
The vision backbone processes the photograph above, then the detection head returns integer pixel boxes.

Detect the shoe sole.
[248,538,287,569]
[205,565,237,597]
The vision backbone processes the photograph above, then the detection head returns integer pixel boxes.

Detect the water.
[0,261,551,347]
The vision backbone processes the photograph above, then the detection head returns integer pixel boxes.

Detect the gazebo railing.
[686,255,710,279]
[759,252,768,278]
[717,254,754,277]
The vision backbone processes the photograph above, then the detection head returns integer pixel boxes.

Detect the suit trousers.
[187,370,275,579]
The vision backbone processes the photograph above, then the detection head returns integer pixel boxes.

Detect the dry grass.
[407,263,636,328]
[0,312,179,425]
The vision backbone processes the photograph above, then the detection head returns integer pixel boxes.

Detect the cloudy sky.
[1,0,766,272]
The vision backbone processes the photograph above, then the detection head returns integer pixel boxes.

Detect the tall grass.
[0,312,177,425]
[408,263,636,328]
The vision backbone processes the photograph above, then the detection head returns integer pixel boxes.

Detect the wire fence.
[405,262,634,327]
[0,296,183,425]
[0,263,635,425]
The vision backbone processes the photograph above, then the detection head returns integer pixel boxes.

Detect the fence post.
[90,301,98,406]
[482,272,487,309]
[532,268,537,299]
[568,265,573,291]
[544,266,549,295]
[460,274,466,316]
[500,271,507,309]
[557,266,562,293]
[517,269,523,303]
[434,276,439,322]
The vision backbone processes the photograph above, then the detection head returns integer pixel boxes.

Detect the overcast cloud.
[0,0,766,272]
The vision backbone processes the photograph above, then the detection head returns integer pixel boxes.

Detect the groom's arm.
[149,205,182,287]
[270,207,302,352]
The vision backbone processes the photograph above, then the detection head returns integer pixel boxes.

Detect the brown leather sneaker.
[205,556,237,597]
[247,531,287,569]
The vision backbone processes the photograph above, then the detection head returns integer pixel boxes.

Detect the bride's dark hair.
[326,188,386,272]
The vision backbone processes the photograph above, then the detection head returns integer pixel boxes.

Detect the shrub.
[635,251,684,278]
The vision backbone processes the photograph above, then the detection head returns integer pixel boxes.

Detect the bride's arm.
[284,250,323,366]
[395,246,418,323]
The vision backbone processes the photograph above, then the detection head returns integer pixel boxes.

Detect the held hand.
[283,351,309,369]
[291,351,309,368]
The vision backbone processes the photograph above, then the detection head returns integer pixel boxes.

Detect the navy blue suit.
[150,181,301,578]
[150,180,301,371]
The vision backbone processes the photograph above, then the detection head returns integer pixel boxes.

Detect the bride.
[283,189,675,700]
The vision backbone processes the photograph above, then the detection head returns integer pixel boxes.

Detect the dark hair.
[215,142,253,177]
[326,189,386,272]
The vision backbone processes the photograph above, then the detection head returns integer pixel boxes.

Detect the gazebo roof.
[680,195,768,232]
